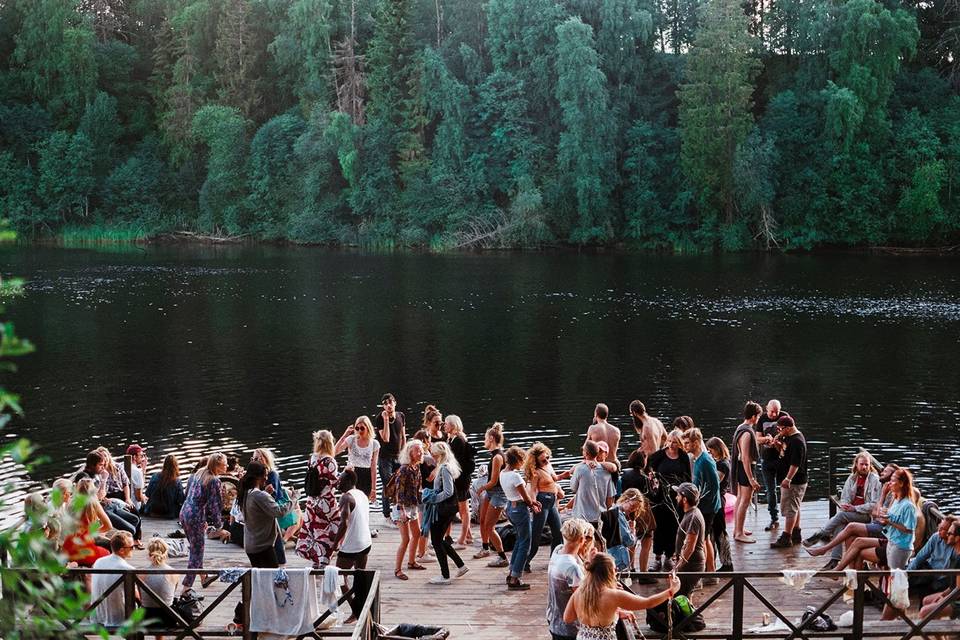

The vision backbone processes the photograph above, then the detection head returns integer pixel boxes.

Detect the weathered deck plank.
[133,500,937,639]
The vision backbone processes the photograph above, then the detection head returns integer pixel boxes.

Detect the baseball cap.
[126,444,144,456]
[672,481,700,504]
[596,441,610,453]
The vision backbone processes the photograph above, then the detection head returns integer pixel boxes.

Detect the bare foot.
[805,545,825,557]
[734,535,756,543]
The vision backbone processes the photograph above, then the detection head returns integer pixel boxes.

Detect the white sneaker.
[456,566,470,578]
[428,576,452,585]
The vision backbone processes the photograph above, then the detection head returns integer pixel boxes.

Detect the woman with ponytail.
[475,422,508,566]
[140,538,180,633]
[563,553,679,640]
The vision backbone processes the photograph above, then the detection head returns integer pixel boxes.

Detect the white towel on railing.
[249,567,319,637]
[319,565,340,613]
[780,569,816,590]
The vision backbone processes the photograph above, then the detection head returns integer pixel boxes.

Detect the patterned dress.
[178,474,223,588]
[296,454,340,568]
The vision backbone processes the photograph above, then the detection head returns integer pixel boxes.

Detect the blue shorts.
[487,490,508,510]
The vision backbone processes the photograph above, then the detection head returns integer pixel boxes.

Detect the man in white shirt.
[91,532,137,627]
[126,444,147,511]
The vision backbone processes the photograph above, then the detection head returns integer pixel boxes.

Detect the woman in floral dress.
[297,430,341,568]
[179,452,230,594]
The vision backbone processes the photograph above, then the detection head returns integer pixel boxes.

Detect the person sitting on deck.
[143,454,186,518]
[90,532,137,627]
[917,519,960,622]
[546,518,592,640]
[906,515,959,594]
[805,468,918,580]
[802,452,881,570]
[139,537,181,633]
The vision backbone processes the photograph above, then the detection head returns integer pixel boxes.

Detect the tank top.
[487,448,505,495]
[340,489,372,554]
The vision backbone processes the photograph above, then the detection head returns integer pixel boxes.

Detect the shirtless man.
[630,400,666,457]
[585,403,621,463]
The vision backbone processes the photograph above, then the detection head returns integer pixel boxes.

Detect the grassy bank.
[56,222,154,247]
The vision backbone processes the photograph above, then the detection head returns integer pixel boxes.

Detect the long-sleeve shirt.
[241,488,293,554]
[179,474,223,531]
[839,472,881,514]
[908,533,959,571]
[430,464,457,504]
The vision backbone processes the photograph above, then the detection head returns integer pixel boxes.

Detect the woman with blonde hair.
[296,430,340,568]
[475,423,508,566]
[425,441,469,584]
[563,552,680,640]
[62,478,112,568]
[335,415,380,501]
[392,440,425,579]
[443,415,476,547]
[422,405,445,443]
[140,538,180,633]
[525,441,564,571]
[179,452,230,594]
[95,446,143,548]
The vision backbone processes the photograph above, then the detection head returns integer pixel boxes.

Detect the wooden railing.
[624,569,960,639]
[0,566,380,640]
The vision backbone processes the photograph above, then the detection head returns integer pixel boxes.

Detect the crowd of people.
[12,393,960,637]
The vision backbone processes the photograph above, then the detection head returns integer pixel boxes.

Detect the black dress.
[448,437,476,501]
[647,449,692,558]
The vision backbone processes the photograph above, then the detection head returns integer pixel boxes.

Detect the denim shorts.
[487,490,508,510]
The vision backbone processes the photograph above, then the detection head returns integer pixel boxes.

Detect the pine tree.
[214,0,261,118]
[678,0,759,227]
[554,16,615,243]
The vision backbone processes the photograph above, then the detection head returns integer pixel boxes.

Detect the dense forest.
[1,0,959,250]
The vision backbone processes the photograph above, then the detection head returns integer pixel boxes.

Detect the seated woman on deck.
[62,478,112,570]
[143,454,187,518]
[805,468,918,575]
[563,552,680,640]
[917,518,960,622]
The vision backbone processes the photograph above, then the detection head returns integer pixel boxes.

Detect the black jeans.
[430,500,463,579]
[336,546,371,620]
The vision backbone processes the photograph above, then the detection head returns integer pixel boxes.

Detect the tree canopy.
[0,0,958,250]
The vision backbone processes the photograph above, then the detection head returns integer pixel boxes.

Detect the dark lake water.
[2,245,959,509]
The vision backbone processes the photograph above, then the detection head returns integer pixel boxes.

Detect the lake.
[2,245,959,509]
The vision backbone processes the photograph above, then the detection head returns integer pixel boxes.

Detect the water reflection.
[1,246,958,510]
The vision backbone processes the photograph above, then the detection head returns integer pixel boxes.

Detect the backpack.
[304,464,323,498]
[383,469,401,504]
[646,596,706,633]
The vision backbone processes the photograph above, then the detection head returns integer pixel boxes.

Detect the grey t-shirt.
[547,548,585,637]
[675,507,706,567]
[571,462,615,523]
[140,564,176,607]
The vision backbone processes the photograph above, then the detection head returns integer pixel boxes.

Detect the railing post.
[851,571,864,640]
[123,572,142,640]
[242,571,252,640]
[731,575,744,640]
[828,449,836,517]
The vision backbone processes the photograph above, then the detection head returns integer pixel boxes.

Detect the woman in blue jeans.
[499,446,541,591]
[524,442,563,572]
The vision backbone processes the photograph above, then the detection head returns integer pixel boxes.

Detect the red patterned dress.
[295,453,340,567]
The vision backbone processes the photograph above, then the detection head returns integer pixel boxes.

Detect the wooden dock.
[135,500,951,638]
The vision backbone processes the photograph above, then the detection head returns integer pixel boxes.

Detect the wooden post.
[731,576,744,640]
[123,572,143,640]
[828,450,836,517]
[242,570,253,640]
[852,572,865,640]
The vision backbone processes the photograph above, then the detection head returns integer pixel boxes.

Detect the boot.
[770,532,793,548]
[791,528,803,544]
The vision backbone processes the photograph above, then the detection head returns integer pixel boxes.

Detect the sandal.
[407,562,426,570]
[394,569,408,581]
[201,574,219,588]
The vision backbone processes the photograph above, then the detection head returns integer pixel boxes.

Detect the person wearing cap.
[771,415,808,548]
[672,481,706,597]
[375,393,406,519]
[126,444,147,512]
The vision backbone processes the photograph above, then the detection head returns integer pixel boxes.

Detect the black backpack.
[304,464,323,498]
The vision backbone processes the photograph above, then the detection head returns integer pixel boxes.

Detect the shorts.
[884,542,911,570]
[736,462,752,488]
[391,504,419,523]
[487,490,508,510]
[701,511,716,539]
[338,545,371,562]
[780,483,807,517]
[455,486,470,502]
[865,523,885,538]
